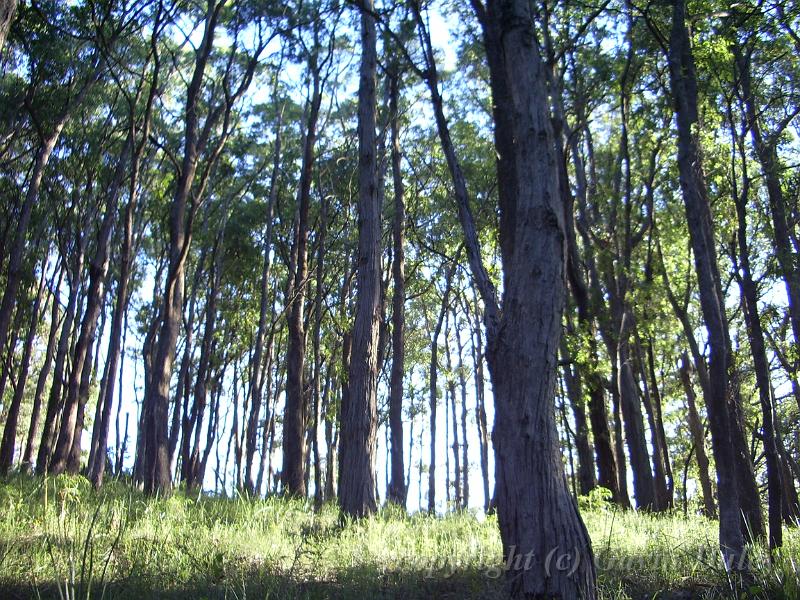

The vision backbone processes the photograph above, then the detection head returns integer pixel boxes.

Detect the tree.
[338,0,380,518]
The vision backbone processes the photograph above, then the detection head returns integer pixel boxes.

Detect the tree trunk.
[469,290,491,512]
[678,354,716,518]
[50,137,131,476]
[283,52,324,498]
[426,262,457,513]
[21,266,63,470]
[386,69,407,507]
[560,336,597,496]
[0,256,48,473]
[245,103,282,494]
[141,0,226,495]
[668,0,745,567]
[456,319,470,509]
[737,44,800,406]
[36,236,85,475]
[728,105,783,549]
[0,0,16,53]
[460,0,598,594]
[338,0,380,518]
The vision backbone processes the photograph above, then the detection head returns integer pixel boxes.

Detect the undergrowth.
[0,474,797,599]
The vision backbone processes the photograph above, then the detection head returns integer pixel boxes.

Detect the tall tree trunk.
[426,262,457,513]
[338,0,380,518]
[456,320,470,509]
[469,290,491,512]
[386,69,407,507]
[36,235,86,474]
[475,0,597,592]
[50,137,131,476]
[445,318,461,508]
[245,103,282,494]
[141,0,226,494]
[728,104,783,549]
[311,196,327,506]
[667,0,746,567]
[0,256,48,473]
[283,53,324,498]
[21,266,63,470]
[736,44,800,405]
[412,0,598,594]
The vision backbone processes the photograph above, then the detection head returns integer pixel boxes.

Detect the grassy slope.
[0,474,797,599]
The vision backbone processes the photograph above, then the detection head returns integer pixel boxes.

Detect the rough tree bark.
[0,0,16,53]
[409,0,598,594]
[338,0,380,518]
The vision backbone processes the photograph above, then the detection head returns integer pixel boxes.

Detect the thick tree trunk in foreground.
[421,0,596,594]
[338,0,380,518]
[479,4,597,590]
[668,0,745,568]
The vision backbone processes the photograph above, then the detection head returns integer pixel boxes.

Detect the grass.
[0,474,797,599]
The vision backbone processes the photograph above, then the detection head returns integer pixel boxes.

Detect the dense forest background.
[0,0,799,597]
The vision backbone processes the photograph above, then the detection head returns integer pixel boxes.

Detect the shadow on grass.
[1,565,508,600]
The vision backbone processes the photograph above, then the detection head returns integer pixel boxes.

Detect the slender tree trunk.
[668,0,746,567]
[736,45,800,404]
[284,57,324,498]
[21,266,63,470]
[387,70,407,507]
[728,109,783,549]
[469,290,491,512]
[0,257,48,473]
[311,196,327,506]
[245,104,282,494]
[50,137,131,476]
[142,0,225,495]
[339,0,380,518]
[678,354,716,518]
[560,336,597,496]
[36,237,85,474]
[426,263,456,513]
[456,320,470,509]
[445,318,461,509]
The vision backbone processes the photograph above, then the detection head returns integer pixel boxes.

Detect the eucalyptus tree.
[339,0,381,518]
[139,0,275,494]
[282,0,339,498]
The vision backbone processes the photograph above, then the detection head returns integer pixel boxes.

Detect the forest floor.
[0,474,797,599]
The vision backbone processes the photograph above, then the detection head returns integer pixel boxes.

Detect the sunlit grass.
[0,473,797,598]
